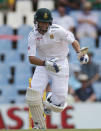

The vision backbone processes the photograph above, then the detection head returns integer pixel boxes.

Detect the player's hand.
[44,58,61,73]
[77,53,89,64]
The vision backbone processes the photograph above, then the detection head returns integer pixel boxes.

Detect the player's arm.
[29,56,45,66]
[72,40,88,54]
[72,40,89,64]
[72,40,80,53]
[29,56,61,73]
[29,55,61,73]
[28,32,44,66]
[61,29,80,53]
[28,32,45,66]
[66,31,89,64]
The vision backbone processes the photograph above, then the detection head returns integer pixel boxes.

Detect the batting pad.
[26,88,46,129]
[43,99,67,112]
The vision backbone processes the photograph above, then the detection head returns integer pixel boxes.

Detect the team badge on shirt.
[44,13,48,19]
[50,34,54,39]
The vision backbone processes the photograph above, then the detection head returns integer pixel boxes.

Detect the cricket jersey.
[28,24,75,61]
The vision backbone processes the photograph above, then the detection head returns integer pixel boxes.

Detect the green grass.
[1,129,101,131]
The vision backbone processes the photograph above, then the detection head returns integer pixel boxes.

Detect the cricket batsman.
[26,8,89,129]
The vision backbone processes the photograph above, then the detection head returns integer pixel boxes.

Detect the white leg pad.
[43,99,67,112]
[26,88,46,129]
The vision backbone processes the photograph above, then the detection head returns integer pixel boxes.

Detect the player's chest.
[35,33,61,48]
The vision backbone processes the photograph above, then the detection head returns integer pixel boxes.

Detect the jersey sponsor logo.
[50,34,54,39]
[44,13,48,19]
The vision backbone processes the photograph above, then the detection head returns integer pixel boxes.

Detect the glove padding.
[45,58,61,73]
[77,53,89,64]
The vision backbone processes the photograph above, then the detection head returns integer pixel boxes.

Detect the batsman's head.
[34,8,53,34]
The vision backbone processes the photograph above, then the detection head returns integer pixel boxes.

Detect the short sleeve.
[57,26,75,44]
[28,31,36,56]
[65,30,75,44]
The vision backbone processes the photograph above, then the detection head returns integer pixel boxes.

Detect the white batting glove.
[44,58,61,73]
[77,52,89,64]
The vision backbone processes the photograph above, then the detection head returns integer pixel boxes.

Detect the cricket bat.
[80,47,88,54]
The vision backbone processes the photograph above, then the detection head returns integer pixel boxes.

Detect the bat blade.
[80,47,88,54]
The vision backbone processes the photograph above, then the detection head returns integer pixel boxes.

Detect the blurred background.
[0,0,101,129]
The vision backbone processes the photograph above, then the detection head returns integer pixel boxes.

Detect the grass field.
[1,129,101,131]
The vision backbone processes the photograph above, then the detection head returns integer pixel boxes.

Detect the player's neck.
[38,30,46,35]
[39,31,45,35]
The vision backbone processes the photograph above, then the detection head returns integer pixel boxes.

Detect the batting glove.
[44,58,61,73]
[77,52,89,64]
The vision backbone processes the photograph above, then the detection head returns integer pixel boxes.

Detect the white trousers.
[31,61,69,105]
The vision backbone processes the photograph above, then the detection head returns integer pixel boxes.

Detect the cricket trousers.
[31,59,69,105]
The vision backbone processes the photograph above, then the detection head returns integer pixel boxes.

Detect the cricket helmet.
[34,8,53,25]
